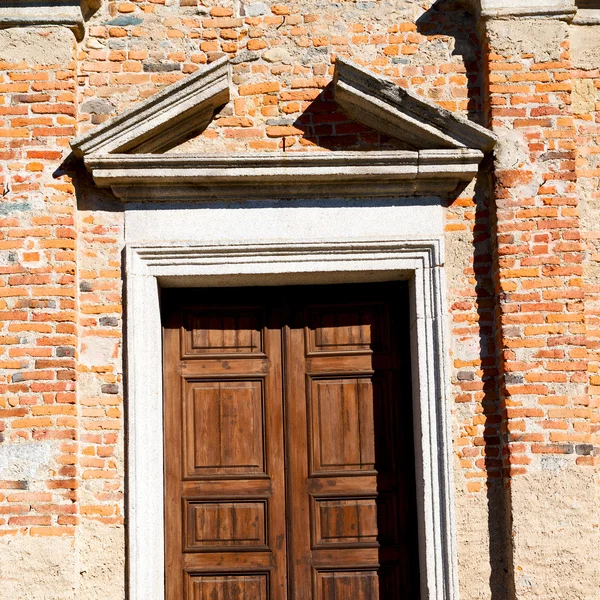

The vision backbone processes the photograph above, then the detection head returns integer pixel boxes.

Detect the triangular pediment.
[71,56,230,157]
[333,58,496,153]
[72,56,495,158]
[72,56,496,201]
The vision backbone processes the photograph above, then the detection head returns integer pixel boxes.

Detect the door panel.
[163,283,419,600]
[285,285,419,600]
[164,295,287,600]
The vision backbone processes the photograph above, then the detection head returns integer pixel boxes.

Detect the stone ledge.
[573,9,600,24]
[459,0,577,20]
[83,149,484,201]
[0,1,85,40]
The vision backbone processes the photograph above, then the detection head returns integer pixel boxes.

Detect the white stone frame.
[125,237,458,600]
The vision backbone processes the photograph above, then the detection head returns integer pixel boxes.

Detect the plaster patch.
[0,441,54,481]
[80,336,119,367]
[454,485,506,600]
[572,79,597,114]
[494,128,530,170]
[570,25,600,70]
[0,534,75,600]
[0,28,73,66]
[511,467,600,599]
[486,19,567,62]
[77,521,125,599]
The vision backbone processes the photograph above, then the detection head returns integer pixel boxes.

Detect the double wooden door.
[162,283,420,600]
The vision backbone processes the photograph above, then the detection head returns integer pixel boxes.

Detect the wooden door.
[163,292,288,600]
[163,283,420,600]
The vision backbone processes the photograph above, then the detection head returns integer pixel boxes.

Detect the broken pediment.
[333,58,496,153]
[71,56,230,157]
[71,56,496,201]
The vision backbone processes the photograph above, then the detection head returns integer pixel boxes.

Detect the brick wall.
[0,28,79,538]
[0,1,598,599]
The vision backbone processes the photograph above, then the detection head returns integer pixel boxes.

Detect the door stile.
[163,307,184,600]
[264,305,289,600]
[283,304,313,600]
[162,291,289,600]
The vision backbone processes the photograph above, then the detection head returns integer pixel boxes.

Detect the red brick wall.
[0,31,79,537]
[0,4,598,598]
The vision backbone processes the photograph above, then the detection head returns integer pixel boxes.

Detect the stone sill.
[573,9,600,24]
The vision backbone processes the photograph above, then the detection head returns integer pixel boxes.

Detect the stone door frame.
[124,237,458,600]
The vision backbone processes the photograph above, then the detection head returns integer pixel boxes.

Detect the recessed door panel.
[310,377,376,474]
[184,380,265,477]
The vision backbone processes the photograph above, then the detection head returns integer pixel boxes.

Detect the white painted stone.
[0,0,85,40]
[125,199,444,245]
[124,232,457,600]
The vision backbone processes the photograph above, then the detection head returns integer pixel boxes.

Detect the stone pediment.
[71,56,496,201]
[71,56,230,156]
[334,58,495,152]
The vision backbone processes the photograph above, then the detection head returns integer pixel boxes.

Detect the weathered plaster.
[572,79,597,115]
[570,25,600,70]
[485,18,568,62]
[77,521,125,599]
[0,535,76,600]
[0,27,74,66]
[0,441,55,481]
[511,467,600,599]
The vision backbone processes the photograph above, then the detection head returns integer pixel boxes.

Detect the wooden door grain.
[163,290,288,600]
[284,283,420,600]
[162,283,420,600]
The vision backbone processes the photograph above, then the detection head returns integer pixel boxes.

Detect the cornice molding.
[458,0,577,21]
[0,1,85,40]
[71,56,230,156]
[84,149,484,201]
[74,57,494,202]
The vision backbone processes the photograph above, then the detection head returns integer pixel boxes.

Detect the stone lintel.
[333,58,497,153]
[458,0,577,20]
[0,1,85,40]
[71,56,230,157]
[573,9,600,25]
[83,149,485,201]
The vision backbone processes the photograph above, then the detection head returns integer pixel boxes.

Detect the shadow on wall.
[415,3,514,598]
[416,0,485,123]
[290,83,414,152]
[469,164,516,600]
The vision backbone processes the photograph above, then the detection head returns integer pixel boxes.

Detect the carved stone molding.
[85,149,485,201]
[124,237,457,600]
[72,57,495,203]
[459,0,577,20]
[0,0,85,40]
[334,58,496,152]
[72,56,230,156]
